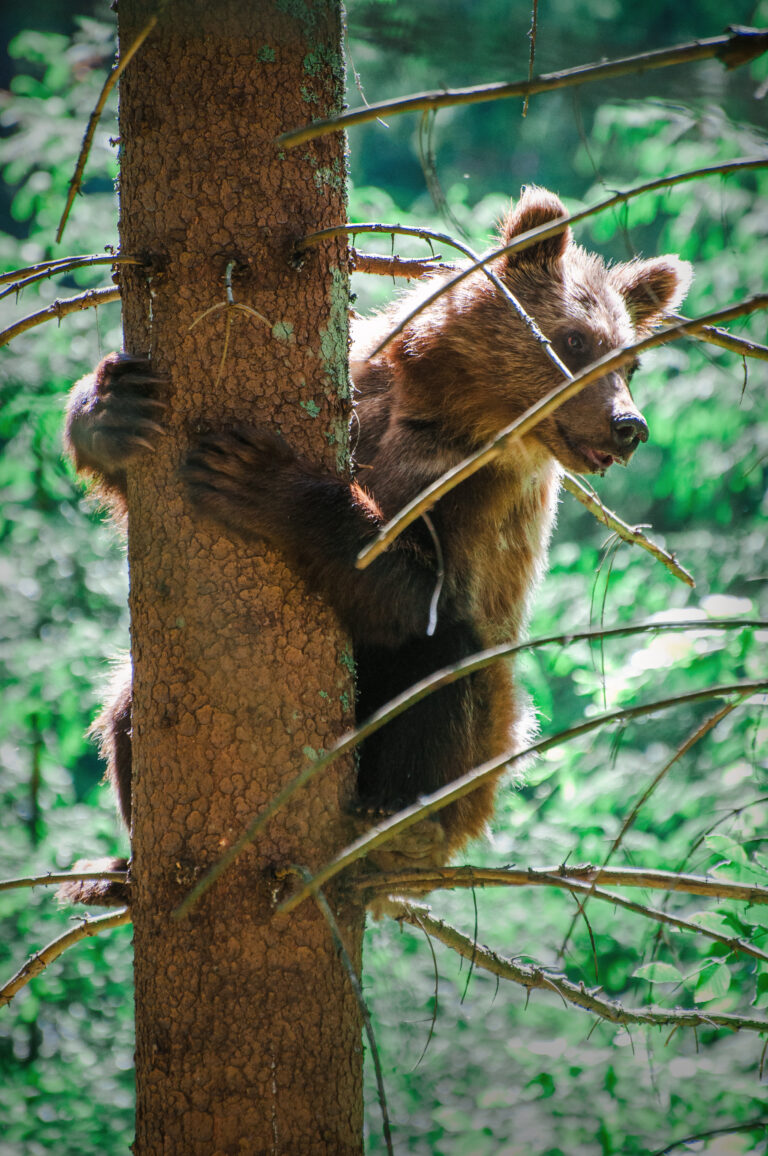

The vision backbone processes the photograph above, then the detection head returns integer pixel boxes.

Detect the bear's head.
[490,186,693,474]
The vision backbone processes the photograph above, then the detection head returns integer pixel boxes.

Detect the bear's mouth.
[553,421,620,474]
[577,444,616,472]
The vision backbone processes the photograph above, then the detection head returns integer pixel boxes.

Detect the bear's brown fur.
[60,187,691,903]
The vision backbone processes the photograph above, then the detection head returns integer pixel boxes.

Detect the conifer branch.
[0,287,120,348]
[0,254,139,301]
[56,15,159,243]
[279,30,768,146]
[0,869,128,893]
[174,623,766,918]
[378,899,768,1035]
[0,908,131,1008]
[358,863,768,906]
[562,472,695,586]
[280,679,768,913]
[350,250,455,278]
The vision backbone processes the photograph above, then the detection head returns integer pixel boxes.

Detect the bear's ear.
[499,186,571,266]
[611,255,693,330]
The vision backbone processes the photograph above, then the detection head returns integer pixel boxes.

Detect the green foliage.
[1,5,767,1155]
[0,16,133,1155]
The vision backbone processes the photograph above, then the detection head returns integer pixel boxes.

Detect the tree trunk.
[117,2,363,1151]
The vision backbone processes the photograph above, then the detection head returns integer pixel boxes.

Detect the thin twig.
[56,16,159,243]
[0,869,128,893]
[562,472,695,586]
[649,1117,768,1156]
[350,250,455,278]
[377,899,768,1035]
[559,699,742,954]
[299,158,768,362]
[0,908,131,1008]
[536,874,768,965]
[278,29,768,146]
[173,619,765,918]
[357,863,768,906]
[522,0,539,117]
[671,312,768,363]
[0,254,139,299]
[0,287,120,348]
[306,874,393,1156]
[280,679,768,913]
[355,296,768,569]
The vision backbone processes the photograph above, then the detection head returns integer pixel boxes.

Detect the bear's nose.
[611,412,649,452]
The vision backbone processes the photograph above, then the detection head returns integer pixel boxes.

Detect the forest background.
[0,0,767,1153]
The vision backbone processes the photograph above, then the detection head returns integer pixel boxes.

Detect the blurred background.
[1,2,767,1152]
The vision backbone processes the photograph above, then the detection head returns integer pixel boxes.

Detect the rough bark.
[117,2,363,1151]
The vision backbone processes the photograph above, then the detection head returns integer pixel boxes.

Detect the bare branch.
[279,30,768,146]
[173,619,765,918]
[299,158,768,364]
[307,875,393,1156]
[280,679,768,913]
[357,863,768,906]
[650,1118,768,1156]
[560,699,741,953]
[671,312,768,363]
[56,16,159,243]
[0,908,131,1008]
[355,296,768,569]
[562,472,695,586]
[378,899,768,1035]
[0,869,128,893]
[0,287,120,348]
[555,877,768,964]
[350,250,455,278]
[0,254,139,299]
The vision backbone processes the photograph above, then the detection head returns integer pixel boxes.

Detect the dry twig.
[278,678,768,913]
[0,287,120,348]
[279,29,768,146]
[0,869,128,893]
[378,899,768,1035]
[174,623,766,918]
[56,16,159,243]
[357,863,768,906]
[562,472,694,586]
[0,908,130,1008]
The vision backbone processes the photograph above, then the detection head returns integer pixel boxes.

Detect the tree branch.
[560,699,741,954]
[671,312,768,363]
[0,869,128,893]
[0,908,131,1008]
[378,899,768,1035]
[177,624,765,918]
[279,29,768,146]
[0,254,139,301]
[280,679,768,913]
[56,15,159,243]
[173,620,765,917]
[0,286,120,348]
[350,250,455,278]
[562,472,695,586]
[356,863,768,906]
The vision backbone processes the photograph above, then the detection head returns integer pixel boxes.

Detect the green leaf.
[694,962,732,1003]
[633,962,684,983]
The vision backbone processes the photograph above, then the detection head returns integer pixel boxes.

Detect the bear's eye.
[565,330,588,354]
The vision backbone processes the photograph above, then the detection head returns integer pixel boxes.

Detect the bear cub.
[61,187,691,903]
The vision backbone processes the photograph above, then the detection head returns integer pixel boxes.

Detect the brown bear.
[60,186,691,903]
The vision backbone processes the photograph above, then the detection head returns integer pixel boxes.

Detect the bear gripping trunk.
[116,2,363,1152]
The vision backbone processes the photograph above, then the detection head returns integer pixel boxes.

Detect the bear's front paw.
[82,353,169,472]
[184,426,297,539]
